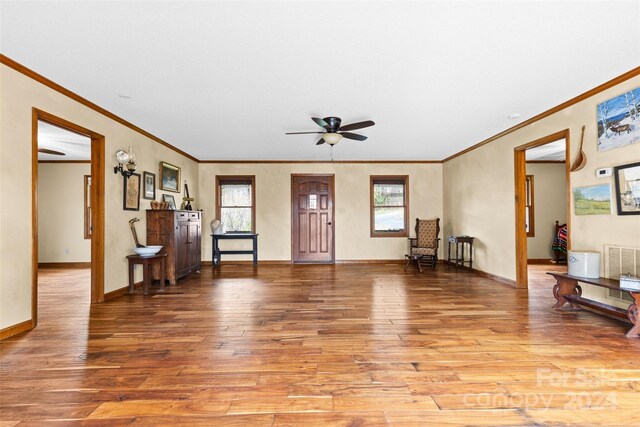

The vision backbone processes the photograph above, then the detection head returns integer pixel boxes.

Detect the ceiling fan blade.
[312,117,330,130]
[316,138,325,145]
[338,120,375,132]
[285,131,324,135]
[340,132,368,141]
[38,148,66,156]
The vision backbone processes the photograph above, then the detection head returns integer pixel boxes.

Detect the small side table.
[126,253,167,295]
[447,236,474,272]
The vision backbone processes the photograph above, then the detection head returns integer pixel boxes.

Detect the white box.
[568,250,601,278]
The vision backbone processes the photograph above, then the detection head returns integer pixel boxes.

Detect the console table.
[447,235,474,272]
[212,233,259,266]
[547,272,639,338]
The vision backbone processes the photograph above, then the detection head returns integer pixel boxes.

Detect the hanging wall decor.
[573,184,611,215]
[597,87,640,152]
[614,162,640,215]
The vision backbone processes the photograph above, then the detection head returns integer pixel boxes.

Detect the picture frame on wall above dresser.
[614,162,640,215]
[143,171,156,200]
[123,173,141,211]
[160,161,181,192]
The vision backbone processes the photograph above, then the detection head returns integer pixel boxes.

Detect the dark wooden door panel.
[292,175,334,263]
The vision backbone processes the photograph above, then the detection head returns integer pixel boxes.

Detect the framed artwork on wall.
[614,162,640,215]
[597,87,640,152]
[143,171,156,200]
[123,173,141,211]
[160,161,181,193]
[573,184,611,215]
[162,194,176,210]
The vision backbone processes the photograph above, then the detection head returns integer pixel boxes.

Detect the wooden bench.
[547,272,639,338]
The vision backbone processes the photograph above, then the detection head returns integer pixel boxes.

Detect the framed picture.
[162,194,176,210]
[573,184,611,215]
[597,87,640,152]
[160,161,181,193]
[614,162,640,215]
[143,171,156,200]
[123,173,141,211]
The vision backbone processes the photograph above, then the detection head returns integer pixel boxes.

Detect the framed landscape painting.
[573,184,611,215]
[160,161,180,193]
[614,162,640,215]
[597,87,640,152]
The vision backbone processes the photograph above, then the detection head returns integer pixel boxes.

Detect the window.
[370,176,409,237]
[216,176,255,233]
[84,175,92,239]
[525,175,535,237]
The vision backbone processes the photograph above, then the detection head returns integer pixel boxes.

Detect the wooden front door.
[292,175,334,263]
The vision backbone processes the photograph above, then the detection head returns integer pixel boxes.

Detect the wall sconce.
[114,147,137,178]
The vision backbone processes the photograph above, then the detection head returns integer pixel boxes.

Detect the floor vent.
[604,244,639,302]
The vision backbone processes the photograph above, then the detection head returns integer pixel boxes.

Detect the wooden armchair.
[404,218,440,272]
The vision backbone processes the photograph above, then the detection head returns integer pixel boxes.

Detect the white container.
[568,250,601,278]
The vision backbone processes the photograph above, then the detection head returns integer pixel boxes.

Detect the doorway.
[514,130,570,289]
[291,174,335,263]
[32,109,105,328]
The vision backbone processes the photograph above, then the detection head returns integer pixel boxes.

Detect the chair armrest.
[408,237,417,248]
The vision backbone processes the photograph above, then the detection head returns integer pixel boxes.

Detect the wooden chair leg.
[404,257,411,271]
[416,258,423,273]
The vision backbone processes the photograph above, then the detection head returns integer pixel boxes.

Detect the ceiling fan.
[286,116,375,145]
[38,148,65,156]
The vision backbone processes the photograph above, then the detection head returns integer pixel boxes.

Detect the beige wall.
[199,163,443,262]
[526,163,567,259]
[0,64,199,329]
[444,76,640,294]
[37,163,92,263]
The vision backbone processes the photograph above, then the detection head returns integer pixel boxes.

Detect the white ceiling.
[526,139,566,161]
[2,1,639,161]
[37,121,91,161]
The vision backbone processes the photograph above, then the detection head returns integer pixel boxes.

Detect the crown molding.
[3,54,637,166]
[443,66,640,163]
[0,54,198,163]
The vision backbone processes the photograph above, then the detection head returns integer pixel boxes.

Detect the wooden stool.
[126,253,167,295]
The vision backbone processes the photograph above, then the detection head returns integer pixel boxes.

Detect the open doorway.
[524,138,569,288]
[514,130,571,289]
[32,109,105,329]
[37,121,92,324]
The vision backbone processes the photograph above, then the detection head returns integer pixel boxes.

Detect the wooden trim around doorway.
[291,174,336,264]
[31,108,105,332]
[514,129,571,289]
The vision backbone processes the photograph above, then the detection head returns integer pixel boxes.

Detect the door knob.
[327,222,332,225]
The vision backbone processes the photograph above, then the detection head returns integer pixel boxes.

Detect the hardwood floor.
[1,264,639,425]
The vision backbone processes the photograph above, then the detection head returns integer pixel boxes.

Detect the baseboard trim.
[472,267,517,287]
[202,259,407,266]
[334,259,405,264]
[527,259,553,265]
[104,281,141,300]
[0,319,34,340]
[38,262,91,269]
[202,260,291,266]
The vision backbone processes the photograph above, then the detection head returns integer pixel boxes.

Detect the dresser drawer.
[189,212,200,221]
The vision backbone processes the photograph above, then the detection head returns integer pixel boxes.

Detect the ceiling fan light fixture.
[323,132,343,145]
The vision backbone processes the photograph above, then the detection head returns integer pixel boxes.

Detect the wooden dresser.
[146,210,201,285]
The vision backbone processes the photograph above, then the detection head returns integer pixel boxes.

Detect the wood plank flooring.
[1,264,639,425]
